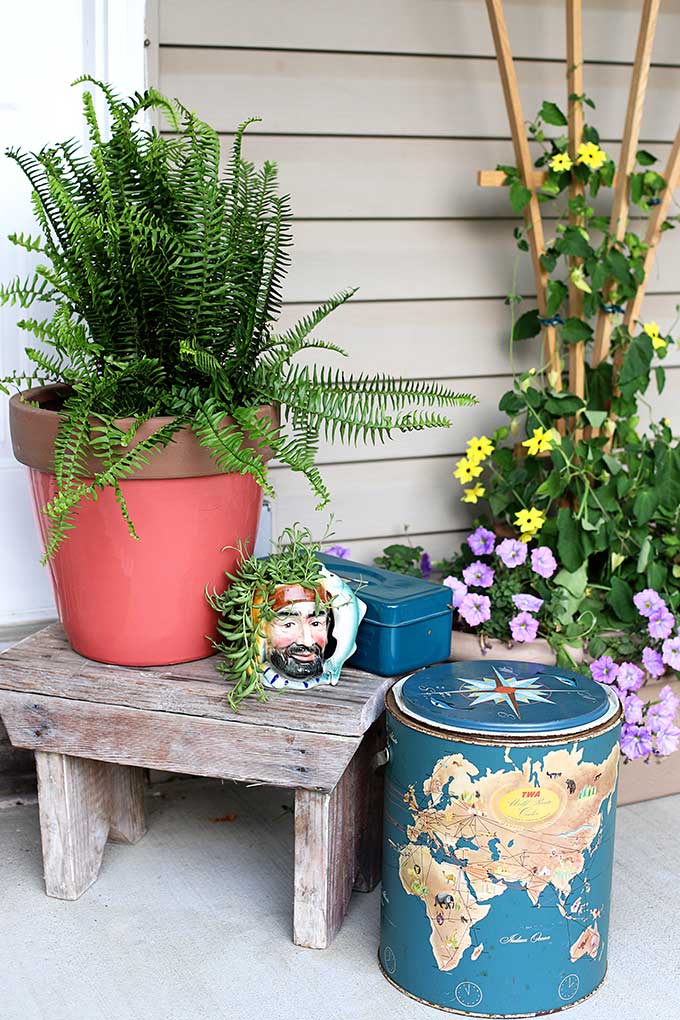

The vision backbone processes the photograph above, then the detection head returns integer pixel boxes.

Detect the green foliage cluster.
[373,542,425,577]
[207,525,328,708]
[469,94,680,639]
[439,540,585,666]
[1,79,474,559]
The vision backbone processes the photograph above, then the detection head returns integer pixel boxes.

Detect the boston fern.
[0,79,473,558]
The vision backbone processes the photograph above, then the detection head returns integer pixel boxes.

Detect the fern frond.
[0,273,53,308]
[192,399,275,495]
[2,82,476,556]
[23,348,69,381]
[7,231,44,253]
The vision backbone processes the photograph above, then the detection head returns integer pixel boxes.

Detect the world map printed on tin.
[394,742,619,973]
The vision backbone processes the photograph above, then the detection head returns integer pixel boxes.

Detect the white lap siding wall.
[154,0,680,561]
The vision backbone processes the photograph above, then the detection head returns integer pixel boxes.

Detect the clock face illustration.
[558,974,580,1001]
[455,981,483,1008]
[383,946,397,975]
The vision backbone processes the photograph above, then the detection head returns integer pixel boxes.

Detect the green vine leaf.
[546,280,568,317]
[540,101,568,127]
[557,226,592,259]
[633,488,658,526]
[561,318,593,344]
[509,179,532,214]
[606,577,635,623]
[511,308,541,341]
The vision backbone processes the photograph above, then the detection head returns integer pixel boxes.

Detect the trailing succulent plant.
[0,78,475,559]
[207,524,330,708]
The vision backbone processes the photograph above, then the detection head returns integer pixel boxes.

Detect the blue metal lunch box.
[317,554,453,676]
[380,660,622,1016]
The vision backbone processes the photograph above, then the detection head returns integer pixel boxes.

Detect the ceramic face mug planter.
[256,567,366,691]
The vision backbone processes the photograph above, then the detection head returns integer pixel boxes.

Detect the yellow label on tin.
[495,786,563,825]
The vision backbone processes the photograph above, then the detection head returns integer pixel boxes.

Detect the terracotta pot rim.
[9,383,280,481]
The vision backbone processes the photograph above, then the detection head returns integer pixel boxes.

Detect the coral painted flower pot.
[10,385,277,667]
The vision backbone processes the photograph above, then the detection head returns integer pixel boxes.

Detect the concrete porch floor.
[1,778,677,1020]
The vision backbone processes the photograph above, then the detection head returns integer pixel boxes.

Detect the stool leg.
[354,717,385,893]
[35,751,111,900]
[107,764,147,844]
[294,740,373,949]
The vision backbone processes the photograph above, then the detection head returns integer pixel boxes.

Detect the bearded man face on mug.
[264,584,332,680]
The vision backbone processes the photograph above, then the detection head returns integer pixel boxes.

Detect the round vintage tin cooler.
[379,660,622,1017]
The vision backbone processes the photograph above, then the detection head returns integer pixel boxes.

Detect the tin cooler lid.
[316,554,451,626]
[393,660,620,738]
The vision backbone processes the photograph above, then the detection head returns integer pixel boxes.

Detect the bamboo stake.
[601,126,680,451]
[479,168,620,189]
[567,0,585,410]
[484,0,561,389]
[591,0,660,368]
[623,125,680,332]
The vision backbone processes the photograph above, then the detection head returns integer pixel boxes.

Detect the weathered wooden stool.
[0,624,394,948]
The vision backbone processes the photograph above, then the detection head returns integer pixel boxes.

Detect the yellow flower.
[466,435,494,463]
[522,426,554,457]
[453,457,483,484]
[576,142,607,170]
[549,152,573,173]
[515,507,546,535]
[462,483,485,504]
[643,321,667,350]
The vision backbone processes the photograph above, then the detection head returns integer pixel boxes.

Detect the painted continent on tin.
[397,740,618,974]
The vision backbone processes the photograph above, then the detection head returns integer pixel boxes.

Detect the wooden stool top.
[0,623,394,737]
[0,624,397,792]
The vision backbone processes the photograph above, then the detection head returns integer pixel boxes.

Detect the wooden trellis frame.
[479,0,680,433]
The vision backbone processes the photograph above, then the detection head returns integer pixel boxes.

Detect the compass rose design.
[458,665,553,718]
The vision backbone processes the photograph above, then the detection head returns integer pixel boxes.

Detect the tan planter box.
[450,629,584,666]
[449,630,680,806]
[618,677,680,806]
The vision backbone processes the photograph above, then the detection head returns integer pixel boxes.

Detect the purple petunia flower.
[647,701,676,731]
[660,684,680,714]
[443,576,468,608]
[509,612,539,643]
[648,608,674,640]
[623,693,644,725]
[497,539,527,569]
[642,646,665,679]
[459,592,491,627]
[589,655,619,685]
[633,588,665,619]
[655,721,680,756]
[609,684,625,704]
[511,593,544,613]
[463,561,495,589]
[325,544,351,559]
[467,526,496,557]
[531,546,557,579]
[662,635,680,671]
[617,662,645,692]
[620,724,654,760]
[420,551,432,578]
